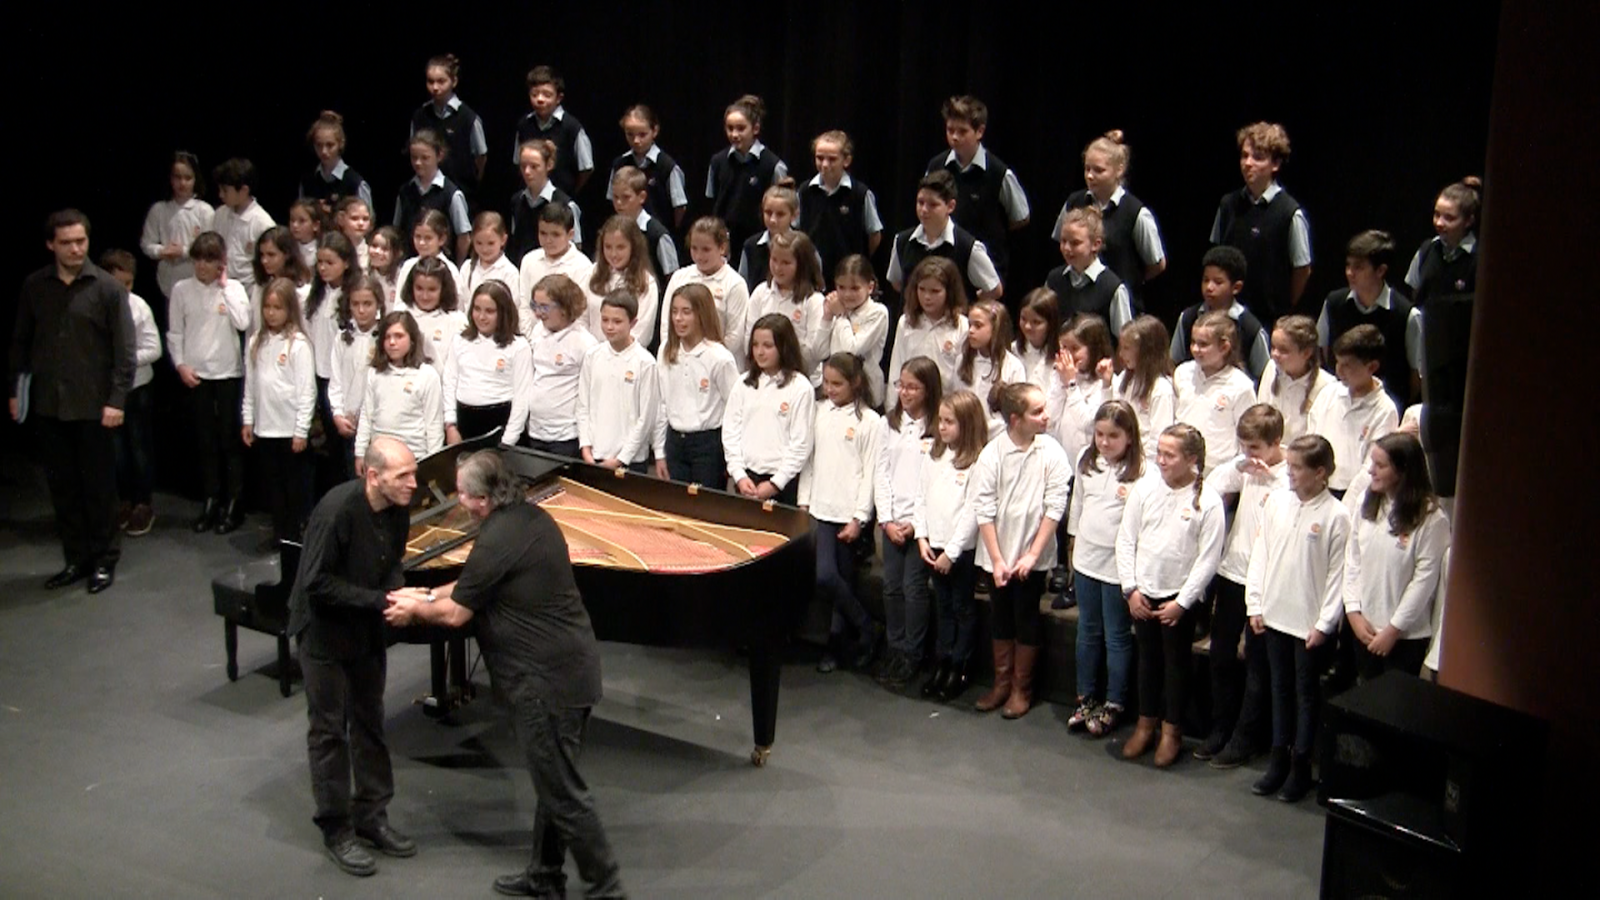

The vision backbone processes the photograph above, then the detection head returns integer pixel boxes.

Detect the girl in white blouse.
[328,275,386,476]
[355,311,443,467]
[747,231,829,385]
[585,215,659,346]
[873,356,941,688]
[140,151,215,299]
[444,280,532,447]
[652,283,739,484]
[722,314,814,507]
[1113,315,1176,463]
[888,256,968,393]
[913,389,988,702]
[1256,314,1329,442]
[822,255,890,405]
[241,278,316,542]
[1014,288,1061,391]
[524,274,597,457]
[956,300,1026,438]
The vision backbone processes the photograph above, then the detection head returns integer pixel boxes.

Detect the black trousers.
[456,400,512,443]
[1134,596,1197,724]
[314,376,351,494]
[112,384,156,505]
[37,414,119,568]
[509,687,626,898]
[1231,626,1272,751]
[191,377,244,500]
[665,427,724,486]
[747,471,800,507]
[526,437,582,459]
[1265,628,1326,755]
[255,438,312,542]
[1356,638,1430,682]
[301,643,394,842]
[988,569,1045,645]
[1206,576,1249,738]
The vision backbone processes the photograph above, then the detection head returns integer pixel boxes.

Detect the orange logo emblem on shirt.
[1215,395,1229,410]
[779,401,791,414]
[403,380,414,393]
[215,303,226,314]
[1116,484,1129,500]
[1397,533,1410,550]
[698,377,710,392]
[792,308,803,323]
[955,470,967,485]
[845,427,856,441]
[555,353,564,365]
[433,329,444,340]
[495,358,506,371]
[1310,522,1323,535]
[1179,507,1193,521]
[942,340,955,354]
[623,369,636,383]
[1360,425,1370,441]
[276,353,287,365]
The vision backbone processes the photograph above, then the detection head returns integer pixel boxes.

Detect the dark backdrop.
[4,2,1498,495]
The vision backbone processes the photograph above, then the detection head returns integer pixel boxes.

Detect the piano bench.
[212,543,300,698]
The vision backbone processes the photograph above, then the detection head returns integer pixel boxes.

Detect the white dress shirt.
[969,432,1072,573]
[457,254,521,305]
[1306,379,1399,490]
[128,292,163,389]
[140,197,215,298]
[1257,361,1331,443]
[212,200,275,291]
[1020,343,1052,391]
[1245,488,1352,639]
[583,269,659,345]
[328,325,377,421]
[748,284,829,383]
[577,339,658,464]
[354,363,443,459]
[407,307,469,377]
[828,299,890,406]
[1113,371,1176,463]
[955,350,1026,434]
[444,332,533,445]
[517,247,593,339]
[1046,374,1109,466]
[242,332,316,439]
[722,371,816,489]
[1068,448,1154,583]
[305,288,342,380]
[874,413,933,525]
[1115,476,1226,608]
[913,451,979,556]
[1205,453,1291,584]
[526,321,598,442]
[167,277,250,379]
[661,263,751,365]
[1343,501,1450,639]
[888,312,968,393]
[652,339,740,454]
[798,403,882,524]
[1173,361,1258,473]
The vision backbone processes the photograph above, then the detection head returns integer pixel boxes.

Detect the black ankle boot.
[1277,753,1316,803]
[937,662,971,702]
[920,660,950,698]
[1252,748,1291,796]
[192,498,220,533]
[215,498,246,534]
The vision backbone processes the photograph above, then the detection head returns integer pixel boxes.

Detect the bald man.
[287,437,418,877]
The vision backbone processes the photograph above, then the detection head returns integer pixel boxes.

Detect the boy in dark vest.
[1045,205,1131,337]
[507,139,580,266]
[799,130,883,289]
[926,96,1030,284]
[1210,122,1312,325]
[1171,246,1271,381]
[886,169,1002,306]
[1316,230,1421,408]
[611,166,680,284]
[512,66,593,199]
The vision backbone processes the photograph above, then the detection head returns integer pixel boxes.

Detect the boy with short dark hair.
[513,66,593,197]
[886,169,1002,303]
[799,130,884,288]
[1171,245,1271,380]
[211,158,275,291]
[926,95,1029,281]
[577,291,657,473]
[515,202,592,336]
[1316,229,1421,407]
[611,166,680,282]
[99,250,163,536]
[1210,122,1312,323]
[1306,324,1398,497]
[508,139,581,265]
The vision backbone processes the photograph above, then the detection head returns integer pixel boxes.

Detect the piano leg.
[224,621,239,682]
[424,641,450,718]
[276,635,292,697]
[747,642,780,767]
[447,636,471,705]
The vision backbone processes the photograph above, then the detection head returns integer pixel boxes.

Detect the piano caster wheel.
[750,745,771,767]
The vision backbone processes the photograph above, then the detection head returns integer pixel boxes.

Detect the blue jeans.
[816,519,874,642]
[930,548,977,665]
[1074,571,1134,707]
[665,427,725,486]
[881,531,931,658]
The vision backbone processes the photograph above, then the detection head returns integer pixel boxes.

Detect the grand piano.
[391,437,816,766]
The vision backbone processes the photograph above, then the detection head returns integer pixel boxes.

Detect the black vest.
[928,150,1012,275]
[413,101,483,198]
[1323,288,1415,407]
[710,147,782,267]
[1065,189,1148,308]
[300,165,367,209]
[640,215,674,285]
[396,175,465,257]
[507,186,575,266]
[895,225,979,301]
[1410,237,1477,308]
[1045,264,1123,326]
[517,111,587,198]
[741,234,771,292]
[1216,188,1302,320]
[799,178,872,289]
[611,149,682,226]
[1173,303,1265,371]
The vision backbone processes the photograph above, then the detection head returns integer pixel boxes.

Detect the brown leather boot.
[974,640,1015,712]
[1122,716,1159,759]
[1154,722,1185,768]
[1001,644,1039,719]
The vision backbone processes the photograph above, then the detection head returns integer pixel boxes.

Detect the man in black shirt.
[288,436,418,877]
[9,209,135,594]
[386,450,624,899]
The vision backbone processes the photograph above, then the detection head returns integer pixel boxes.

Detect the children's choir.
[102,67,1469,799]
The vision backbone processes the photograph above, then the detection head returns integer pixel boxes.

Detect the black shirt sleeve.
[302,501,384,610]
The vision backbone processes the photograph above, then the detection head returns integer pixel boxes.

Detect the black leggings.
[1134,596,1197,725]
[1355,638,1430,682]
[1207,576,1249,737]
[192,377,244,500]
[988,570,1044,646]
[456,401,513,443]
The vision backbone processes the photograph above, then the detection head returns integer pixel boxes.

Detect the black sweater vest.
[1065,189,1148,303]
[396,175,465,257]
[799,178,872,288]
[710,148,782,266]
[741,235,771,292]
[413,102,483,197]
[1045,265,1124,325]
[895,225,978,300]
[1173,303,1265,368]
[610,149,682,226]
[1410,238,1477,308]
[1323,289,1415,405]
[507,186,575,266]
[1216,188,1301,319]
[300,165,367,209]
[640,215,674,285]
[517,111,587,198]
[928,151,1012,275]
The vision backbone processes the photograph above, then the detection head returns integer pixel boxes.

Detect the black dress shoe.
[325,834,377,876]
[1276,753,1316,803]
[87,565,115,594]
[215,499,246,535]
[920,660,951,698]
[356,823,417,857]
[192,498,220,533]
[493,871,557,897]
[937,667,972,703]
[44,565,88,590]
